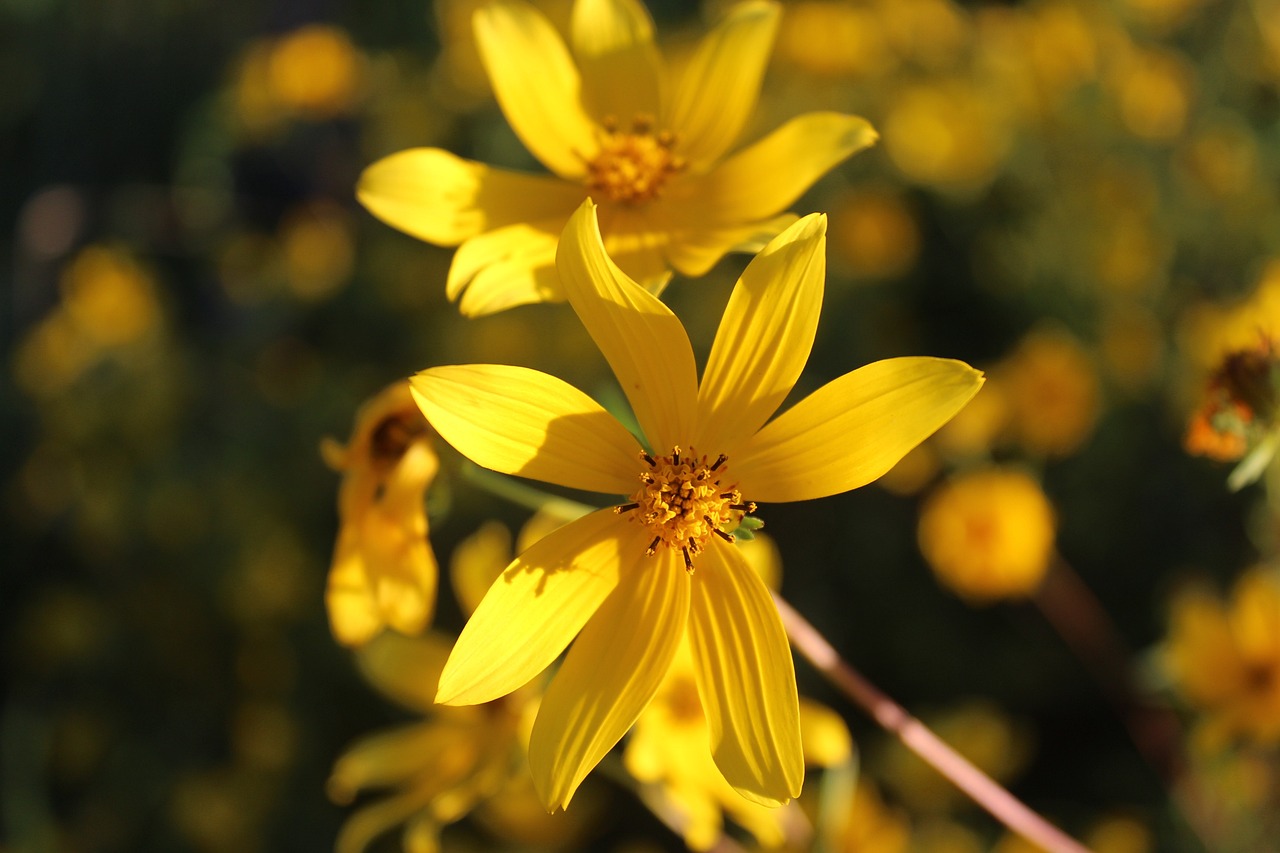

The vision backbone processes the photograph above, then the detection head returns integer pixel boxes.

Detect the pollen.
[615,446,756,573]
[584,115,686,205]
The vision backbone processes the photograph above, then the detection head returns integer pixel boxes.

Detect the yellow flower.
[624,536,854,851]
[410,200,983,810]
[917,467,1056,603]
[322,382,439,647]
[358,0,877,316]
[1163,568,1280,744]
[327,632,567,853]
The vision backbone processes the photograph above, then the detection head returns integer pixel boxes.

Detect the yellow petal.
[572,0,662,124]
[529,547,689,810]
[674,113,877,225]
[798,698,853,767]
[335,783,437,853]
[328,721,450,801]
[327,525,384,647]
[1166,587,1247,706]
[411,365,638,495]
[355,632,455,713]
[448,218,569,315]
[662,212,797,277]
[694,214,826,453]
[1230,570,1280,666]
[557,200,698,453]
[474,0,598,178]
[665,0,780,168]
[600,204,673,289]
[735,357,984,503]
[357,149,583,245]
[687,538,802,806]
[450,521,514,617]
[436,510,643,705]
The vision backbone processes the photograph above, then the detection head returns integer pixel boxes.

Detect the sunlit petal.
[474,0,599,178]
[357,149,583,246]
[529,548,689,810]
[673,113,877,225]
[557,200,698,452]
[735,358,984,503]
[572,0,662,124]
[695,214,826,453]
[666,0,780,168]
[411,364,638,495]
[688,539,802,806]
[436,510,646,705]
[600,204,673,291]
[661,213,797,277]
[327,527,383,647]
[447,218,570,314]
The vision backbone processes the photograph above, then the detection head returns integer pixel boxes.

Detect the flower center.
[614,446,756,573]
[584,116,686,205]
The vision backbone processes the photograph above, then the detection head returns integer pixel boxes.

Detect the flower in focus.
[1162,568,1280,745]
[1184,337,1280,489]
[410,201,983,810]
[358,0,877,316]
[917,467,1056,603]
[624,536,855,851]
[322,382,439,647]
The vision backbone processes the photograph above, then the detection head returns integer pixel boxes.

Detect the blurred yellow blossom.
[1181,261,1280,369]
[918,468,1056,603]
[358,0,877,315]
[881,79,1012,193]
[1163,568,1280,744]
[268,25,364,117]
[624,534,853,851]
[411,203,982,810]
[774,1,890,78]
[830,187,921,280]
[328,631,587,853]
[322,382,439,647]
[880,700,1031,813]
[1001,327,1101,457]
[835,780,912,853]
[280,202,356,301]
[1113,47,1194,141]
[13,245,162,397]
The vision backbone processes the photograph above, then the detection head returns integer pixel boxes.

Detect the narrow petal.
[557,200,699,452]
[411,365,638,495]
[474,0,599,178]
[447,218,569,315]
[661,212,797,277]
[688,538,802,806]
[735,358,984,503]
[327,526,383,647]
[335,786,437,853]
[436,510,645,705]
[665,0,781,168]
[572,0,662,124]
[672,113,878,226]
[529,547,689,810]
[695,214,827,454]
[358,149,583,246]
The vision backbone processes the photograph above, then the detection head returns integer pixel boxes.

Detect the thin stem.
[773,593,1093,853]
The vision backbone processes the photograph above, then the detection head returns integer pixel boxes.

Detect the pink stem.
[774,593,1092,853]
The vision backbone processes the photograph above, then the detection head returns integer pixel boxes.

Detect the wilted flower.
[411,201,982,810]
[1184,337,1280,489]
[322,382,439,647]
[358,0,876,315]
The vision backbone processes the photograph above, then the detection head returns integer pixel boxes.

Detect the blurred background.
[5,0,1280,850]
